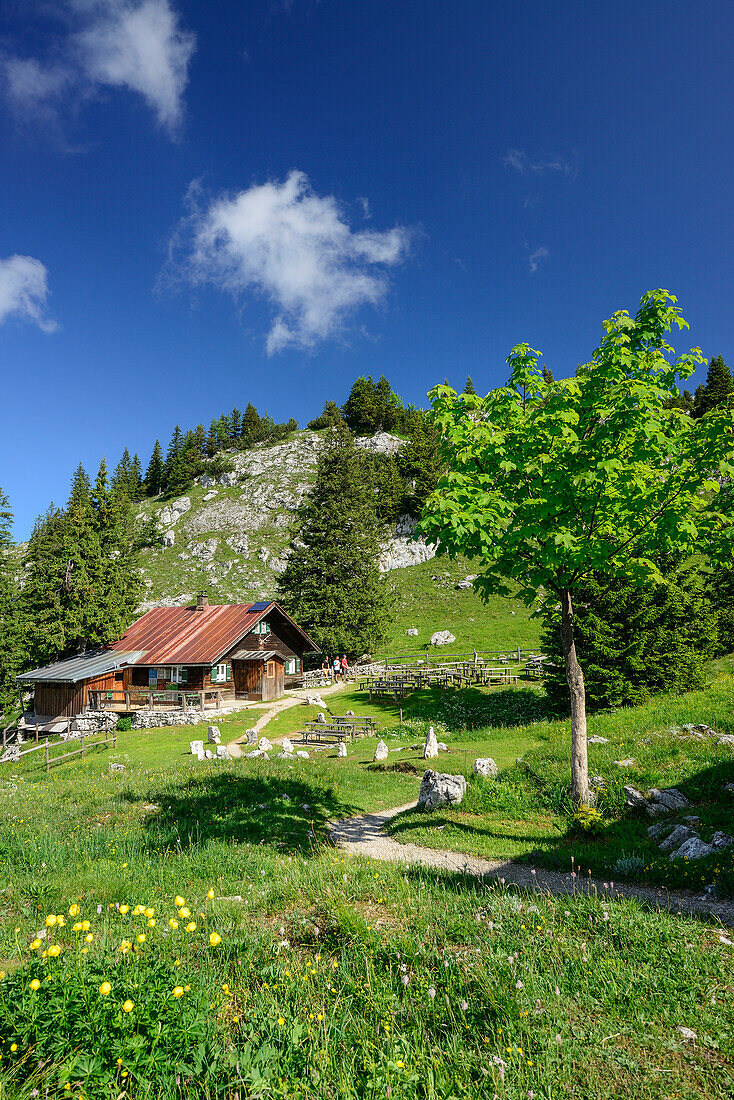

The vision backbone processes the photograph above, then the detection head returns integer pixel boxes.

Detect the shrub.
[572,806,604,835]
[613,852,647,878]
[116,717,131,732]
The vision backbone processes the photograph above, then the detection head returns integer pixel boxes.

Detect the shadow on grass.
[359,686,553,730]
[388,808,557,848]
[128,771,359,855]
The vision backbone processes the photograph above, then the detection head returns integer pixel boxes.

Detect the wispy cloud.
[528,246,549,274]
[0,255,57,332]
[503,148,578,179]
[2,1,196,137]
[169,171,411,355]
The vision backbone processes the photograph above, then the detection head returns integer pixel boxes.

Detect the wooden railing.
[88,689,227,713]
[2,729,117,772]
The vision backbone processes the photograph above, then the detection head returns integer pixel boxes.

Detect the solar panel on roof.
[250,601,272,611]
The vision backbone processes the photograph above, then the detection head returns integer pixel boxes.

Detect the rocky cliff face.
[134,429,435,611]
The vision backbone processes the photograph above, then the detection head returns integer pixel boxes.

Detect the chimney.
[196,594,209,612]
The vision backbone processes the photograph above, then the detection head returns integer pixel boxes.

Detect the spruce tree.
[464,375,477,394]
[145,440,164,496]
[129,454,143,501]
[277,425,390,657]
[0,489,21,718]
[541,565,716,711]
[692,355,733,417]
[308,401,345,430]
[241,403,262,445]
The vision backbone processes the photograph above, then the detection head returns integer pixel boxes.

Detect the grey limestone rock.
[418,770,467,812]
[204,749,215,760]
[647,822,672,839]
[246,749,263,758]
[649,787,689,810]
[207,726,221,745]
[296,750,310,759]
[258,737,273,752]
[646,803,671,818]
[474,758,498,778]
[406,628,419,636]
[430,630,456,647]
[337,742,347,757]
[423,727,439,759]
[190,740,205,760]
[588,735,609,744]
[281,738,294,754]
[245,729,258,745]
[711,831,734,850]
[162,530,175,548]
[624,785,647,811]
[215,744,231,761]
[374,739,389,761]
[659,825,696,853]
[276,751,296,760]
[671,836,714,861]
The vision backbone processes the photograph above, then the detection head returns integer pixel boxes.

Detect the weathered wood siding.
[34,670,115,718]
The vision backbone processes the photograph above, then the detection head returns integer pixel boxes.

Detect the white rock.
[204,749,215,760]
[245,729,258,745]
[615,758,635,767]
[203,490,218,501]
[258,737,273,752]
[207,726,221,745]
[337,742,347,757]
[355,431,405,455]
[430,630,456,647]
[215,745,231,761]
[379,537,436,572]
[437,742,448,751]
[190,740,205,760]
[158,496,191,528]
[296,750,310,759]
[218,471,239,487]
[711,831,734,850]
[306,694,328,709]
[198,474,216,489]
[678,1027,697,1041]
[423,727,439,759]
[418,770,467,812]
[406,627,419,636]
[281,738,294,753]
[276,752,296,760]
[162,530,175,548]
[456,579,473,590]
[587,735,609,744]
[374,739,389,761]
[246,749,263,758]
[474,758,498,778]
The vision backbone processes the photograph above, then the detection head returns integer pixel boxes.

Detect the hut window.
[148,668,158,686]
[285,657,296,675]
[252,620,269,635]
[210,663,231,683]
[266,661,275,679]
[170,666,188,684]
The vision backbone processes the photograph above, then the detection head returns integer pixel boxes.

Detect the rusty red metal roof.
[110,603,273,665]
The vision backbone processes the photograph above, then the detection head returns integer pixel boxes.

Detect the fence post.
[125,691,130,711]
[113,730,117,749]
[80,732,84,759]
[45,738,49,773]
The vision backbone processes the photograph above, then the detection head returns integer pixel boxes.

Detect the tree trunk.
[559,588,589,807]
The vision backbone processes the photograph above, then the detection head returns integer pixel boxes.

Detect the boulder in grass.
[423,727,439,759]
[296,750,310,759]
[207,726,221,745]
[337,742,347,758]
[711,831,734,850]
[659,825,696,853]
[281,738,294,753]
[430,630,456,647]
[474,758,498,778]
[418,770,467,812]
[374,739,389,761]
[190,740,205,760]
[671,836,714,861]
[245,729,258,745]
[258,737,273,752]
[276,752,296,760]
[246,749,263,758]
[204,749,215,760]
[588,735,609,745]
[649,787,689,810]
[215,745,231,762]
[623,785,647,812]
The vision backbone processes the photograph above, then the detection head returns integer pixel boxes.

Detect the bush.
[572,806,604,834]
[116,717,131,732]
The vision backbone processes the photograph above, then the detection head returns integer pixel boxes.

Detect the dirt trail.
[329,803,734,927]
[226,681,347,757]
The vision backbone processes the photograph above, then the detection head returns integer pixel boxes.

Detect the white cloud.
[176,171,411,355]
[528,246,549,274]
[2,1,195,135]
[0,255,57,332]
[504,148,577,179]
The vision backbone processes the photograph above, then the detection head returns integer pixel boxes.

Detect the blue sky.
[1,0,733,538]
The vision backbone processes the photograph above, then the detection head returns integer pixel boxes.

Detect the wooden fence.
[2,728,117,772]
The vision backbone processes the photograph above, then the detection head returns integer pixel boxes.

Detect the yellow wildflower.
[144,907,154,919]
[209,932,221,947]
[68,904,79,918]
[178,907,191,919]
[45,915,57,927]
[172,986,184,998]
[99,982,112,996]
[30,939,42,950]
[168,919,179,930]
[207,888,215,900]
[147,919,156,928]
[174,896,185,907]
[29,979,40,991]
[122,1000,134,1013]
[186,922,196,933]
[119,905,129,916]
[85,933,94,943]
[136,934,145,944]
[48,945,61,958]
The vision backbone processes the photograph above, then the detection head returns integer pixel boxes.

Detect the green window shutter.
[181,668,188,683]
[226,664,232,680]
[210,666,217,681]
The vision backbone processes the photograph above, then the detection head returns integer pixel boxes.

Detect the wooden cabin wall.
[35,669,114,717]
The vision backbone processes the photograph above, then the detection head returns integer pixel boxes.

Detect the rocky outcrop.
[474,758,498,778]
[430,630,456,646]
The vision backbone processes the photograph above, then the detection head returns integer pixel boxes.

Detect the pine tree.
[342,376,380,434]
[464,375,477,394]
[277,425,390,657]
[541,366,555,384]
[111,448,133,497]
[241,403,262,446]
[129,454,143,500]
[692,356,733,417]
[145,440,164,496]
[230,407,242,441]
[308,401,344,430]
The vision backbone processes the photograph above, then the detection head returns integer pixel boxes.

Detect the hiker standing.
[333,655,341,681]
[340,654,349,679]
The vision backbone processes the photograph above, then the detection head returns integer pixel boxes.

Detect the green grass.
[1,735,733,1098]
[383,555,542,656]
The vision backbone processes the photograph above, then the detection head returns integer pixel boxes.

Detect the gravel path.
[329,803,734,928]
[226,682,347,757]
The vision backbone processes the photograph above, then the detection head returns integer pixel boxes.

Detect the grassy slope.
[1,716,732,1097]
